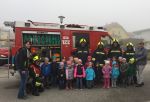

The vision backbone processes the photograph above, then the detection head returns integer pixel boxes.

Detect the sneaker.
[32,92,40,96]
[66,87,69,90]
[136,84,142,87]
[107,86,110,89]
[141,82,144,86]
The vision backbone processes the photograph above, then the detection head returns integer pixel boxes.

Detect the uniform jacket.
[29,63,41,78]
[92,48,107,64]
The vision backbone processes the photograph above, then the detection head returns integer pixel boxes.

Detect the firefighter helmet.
[112,38,119,43]
[33,55,39,61]
[79,38,86,43]
[98,41,104,46]
[126,42,134,47]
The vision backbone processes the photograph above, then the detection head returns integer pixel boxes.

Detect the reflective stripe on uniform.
[111,50,121,53]
[96,52,105,54]
[126,53,135,55]
[77,51,82,53]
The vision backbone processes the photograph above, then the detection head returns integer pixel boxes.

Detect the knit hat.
[105,60,110,64]
[78,59,82,63]
[59,62,64,66]
[67,61,71,65]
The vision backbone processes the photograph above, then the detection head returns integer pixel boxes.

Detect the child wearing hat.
[57,62,66,89]
[41,57,51,89]
[85,62,95,89]
[111,61,120,88]
[74,59,85,90]
[102,60,112,89]
[66,61,74,90]
[120,58,129,87]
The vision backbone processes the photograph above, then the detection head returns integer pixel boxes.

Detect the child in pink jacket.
[102,60,112,89]
[74,59,85,90]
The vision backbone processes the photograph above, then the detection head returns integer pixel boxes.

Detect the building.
[0,27,14,47]
[104,22,129,40]
[132,28,150,49]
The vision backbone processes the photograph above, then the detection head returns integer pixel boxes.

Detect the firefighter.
[124,42,135,62]
[124,42,137,84]
[74,38,89,65]
[108,38,122,60]
[92,41,107,85]
[92,41,107,66]
[28,55,43,96]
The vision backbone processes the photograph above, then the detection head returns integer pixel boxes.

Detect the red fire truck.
[9,21,112,63]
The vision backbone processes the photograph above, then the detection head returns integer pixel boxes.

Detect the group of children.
[27,55,137,96]
[102,56,136,89]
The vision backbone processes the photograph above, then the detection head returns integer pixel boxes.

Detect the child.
[57,62,66,89]
[120,58,128,87]
[94,62,103,86]
[66,61,74,90]
[111,61,120,88]
[127,58,136,85]
[102,60,112,89]
[74,59,85,90]
[118,56,123,85]
[41,57,51,89]
[85,62,95,89]
[68,56,75,69]
[62,57,67,69]
[85,56,92,68]
[73,57,79,67]
[118,56,123,66]
[51,56,59,87]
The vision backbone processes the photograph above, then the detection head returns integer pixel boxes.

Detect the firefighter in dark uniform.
[28,55,42,96]
[124,42,137,84]
[108,38,122,86]
[92,41,107,66]
[108,38,122,60]
[92,41,107,85]
[75,38,89,65]
[124,42,135,62]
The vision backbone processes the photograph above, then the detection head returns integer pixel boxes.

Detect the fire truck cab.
[11,21,111,62]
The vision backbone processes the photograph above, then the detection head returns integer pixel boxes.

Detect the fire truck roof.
[5,21,107,32]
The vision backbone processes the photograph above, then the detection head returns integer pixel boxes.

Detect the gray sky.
[0,0,150,32]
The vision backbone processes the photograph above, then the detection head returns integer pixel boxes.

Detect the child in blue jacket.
[41,57,51,89]
[111,61,120,88]
[85,62,95,89]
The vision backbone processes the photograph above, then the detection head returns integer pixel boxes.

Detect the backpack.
[14,48,22,70]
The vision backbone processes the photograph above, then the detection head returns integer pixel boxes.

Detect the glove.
[99,64,103,67]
